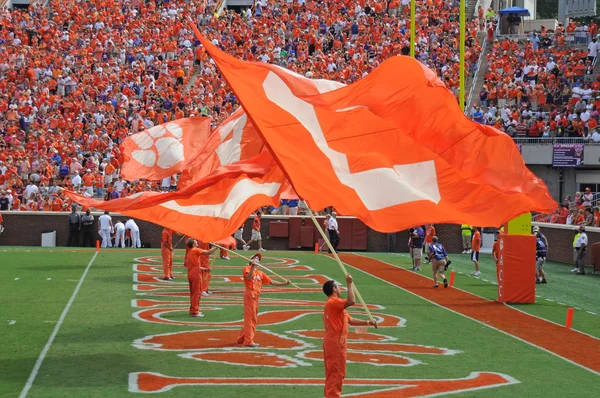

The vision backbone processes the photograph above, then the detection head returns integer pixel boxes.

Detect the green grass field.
[1,247,599,397]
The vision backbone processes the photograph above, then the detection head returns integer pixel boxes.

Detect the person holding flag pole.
[236,253,291,347]
[210,242,301,289]
[303,201,378,398]
[302,201,378,326]
[185,239,217,317]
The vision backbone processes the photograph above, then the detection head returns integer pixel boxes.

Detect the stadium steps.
[466,1,477,21]
[467,31,492,110]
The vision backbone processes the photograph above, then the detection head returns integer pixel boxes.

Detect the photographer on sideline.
[428,236,450,288]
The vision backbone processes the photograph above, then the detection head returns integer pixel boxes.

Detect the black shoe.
[541,279,547,284]
[443,278,448,288]
[433,284,439,288]
[535,279,541,284]
[576,271,586,275]
[162,277,171,281]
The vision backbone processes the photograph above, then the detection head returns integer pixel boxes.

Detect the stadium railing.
[513,137,600,145]
[466,34,488,113]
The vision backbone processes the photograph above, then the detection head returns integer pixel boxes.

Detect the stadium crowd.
[0,0,506,213]
[533,187,600,227]
[473,23,600,139]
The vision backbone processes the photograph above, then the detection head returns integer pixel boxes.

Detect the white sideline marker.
[9,320,16,325]
[18,251,99,398]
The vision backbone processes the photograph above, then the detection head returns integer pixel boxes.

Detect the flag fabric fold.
[191,27,556,231]
[64,152,285,241]
[178,109,266,188]
[120,117,212,181]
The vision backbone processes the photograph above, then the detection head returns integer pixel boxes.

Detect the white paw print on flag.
[131,123,185,169]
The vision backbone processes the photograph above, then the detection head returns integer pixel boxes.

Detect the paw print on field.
[131,123,184,169]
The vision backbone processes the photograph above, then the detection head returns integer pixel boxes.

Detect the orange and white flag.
[192,28,556,231]
[178,108,267,188]
[120,117,212,181]
[64,153,286,241]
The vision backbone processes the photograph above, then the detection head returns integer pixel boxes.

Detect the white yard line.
[18,251,99,398]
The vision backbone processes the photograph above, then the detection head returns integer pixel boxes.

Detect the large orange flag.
[178,108,266,188]
[120,117,212,181]
[64,153,286,241]
[192,27,556,231]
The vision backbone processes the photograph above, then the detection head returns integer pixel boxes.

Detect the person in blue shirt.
[288,199,299,215]
[50,152,62,165]
[410,226,425,271]
[472,105,484,124]
[427,236,449,288]
[535,236,548,284]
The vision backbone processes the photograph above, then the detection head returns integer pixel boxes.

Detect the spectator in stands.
[583,187,594,208]
[2,0,485,212]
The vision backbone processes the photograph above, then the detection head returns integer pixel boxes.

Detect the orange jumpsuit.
[161,229,173,279]
[186,248,210,315]
[236,265,272,346]
[323,297,350,398]
[199,242,212,293]
[492,240,500,280]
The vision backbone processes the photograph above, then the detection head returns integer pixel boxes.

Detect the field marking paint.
[47,278,52,281]
[127,371,519,394]
[335,254,600,377]
[132,328,314,352]
[287,329,398,343]
[296,349,423,367]
[179,351,312,368]
[14,278,20,281]
[588,311,598,315]
[9,320,16,325]
[18,251,99,398]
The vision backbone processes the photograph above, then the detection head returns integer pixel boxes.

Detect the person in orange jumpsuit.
[161,228,174,280]
[492,230,501,280]
[195,241,215,297]
[322,274,377,398]
[236,253,290,347]
[185,239,217,317]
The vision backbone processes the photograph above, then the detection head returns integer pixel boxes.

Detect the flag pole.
[302,201,376,326]
[459,0,466,111]
[410,0,416,58]
[173,235,186,249]
[209,242,301,289]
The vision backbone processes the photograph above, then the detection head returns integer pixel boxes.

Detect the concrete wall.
[521,144,553,165]
[0,212,466,253]
[533,222,600,272]
[583,146,600,166]
[1,213,597,271]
